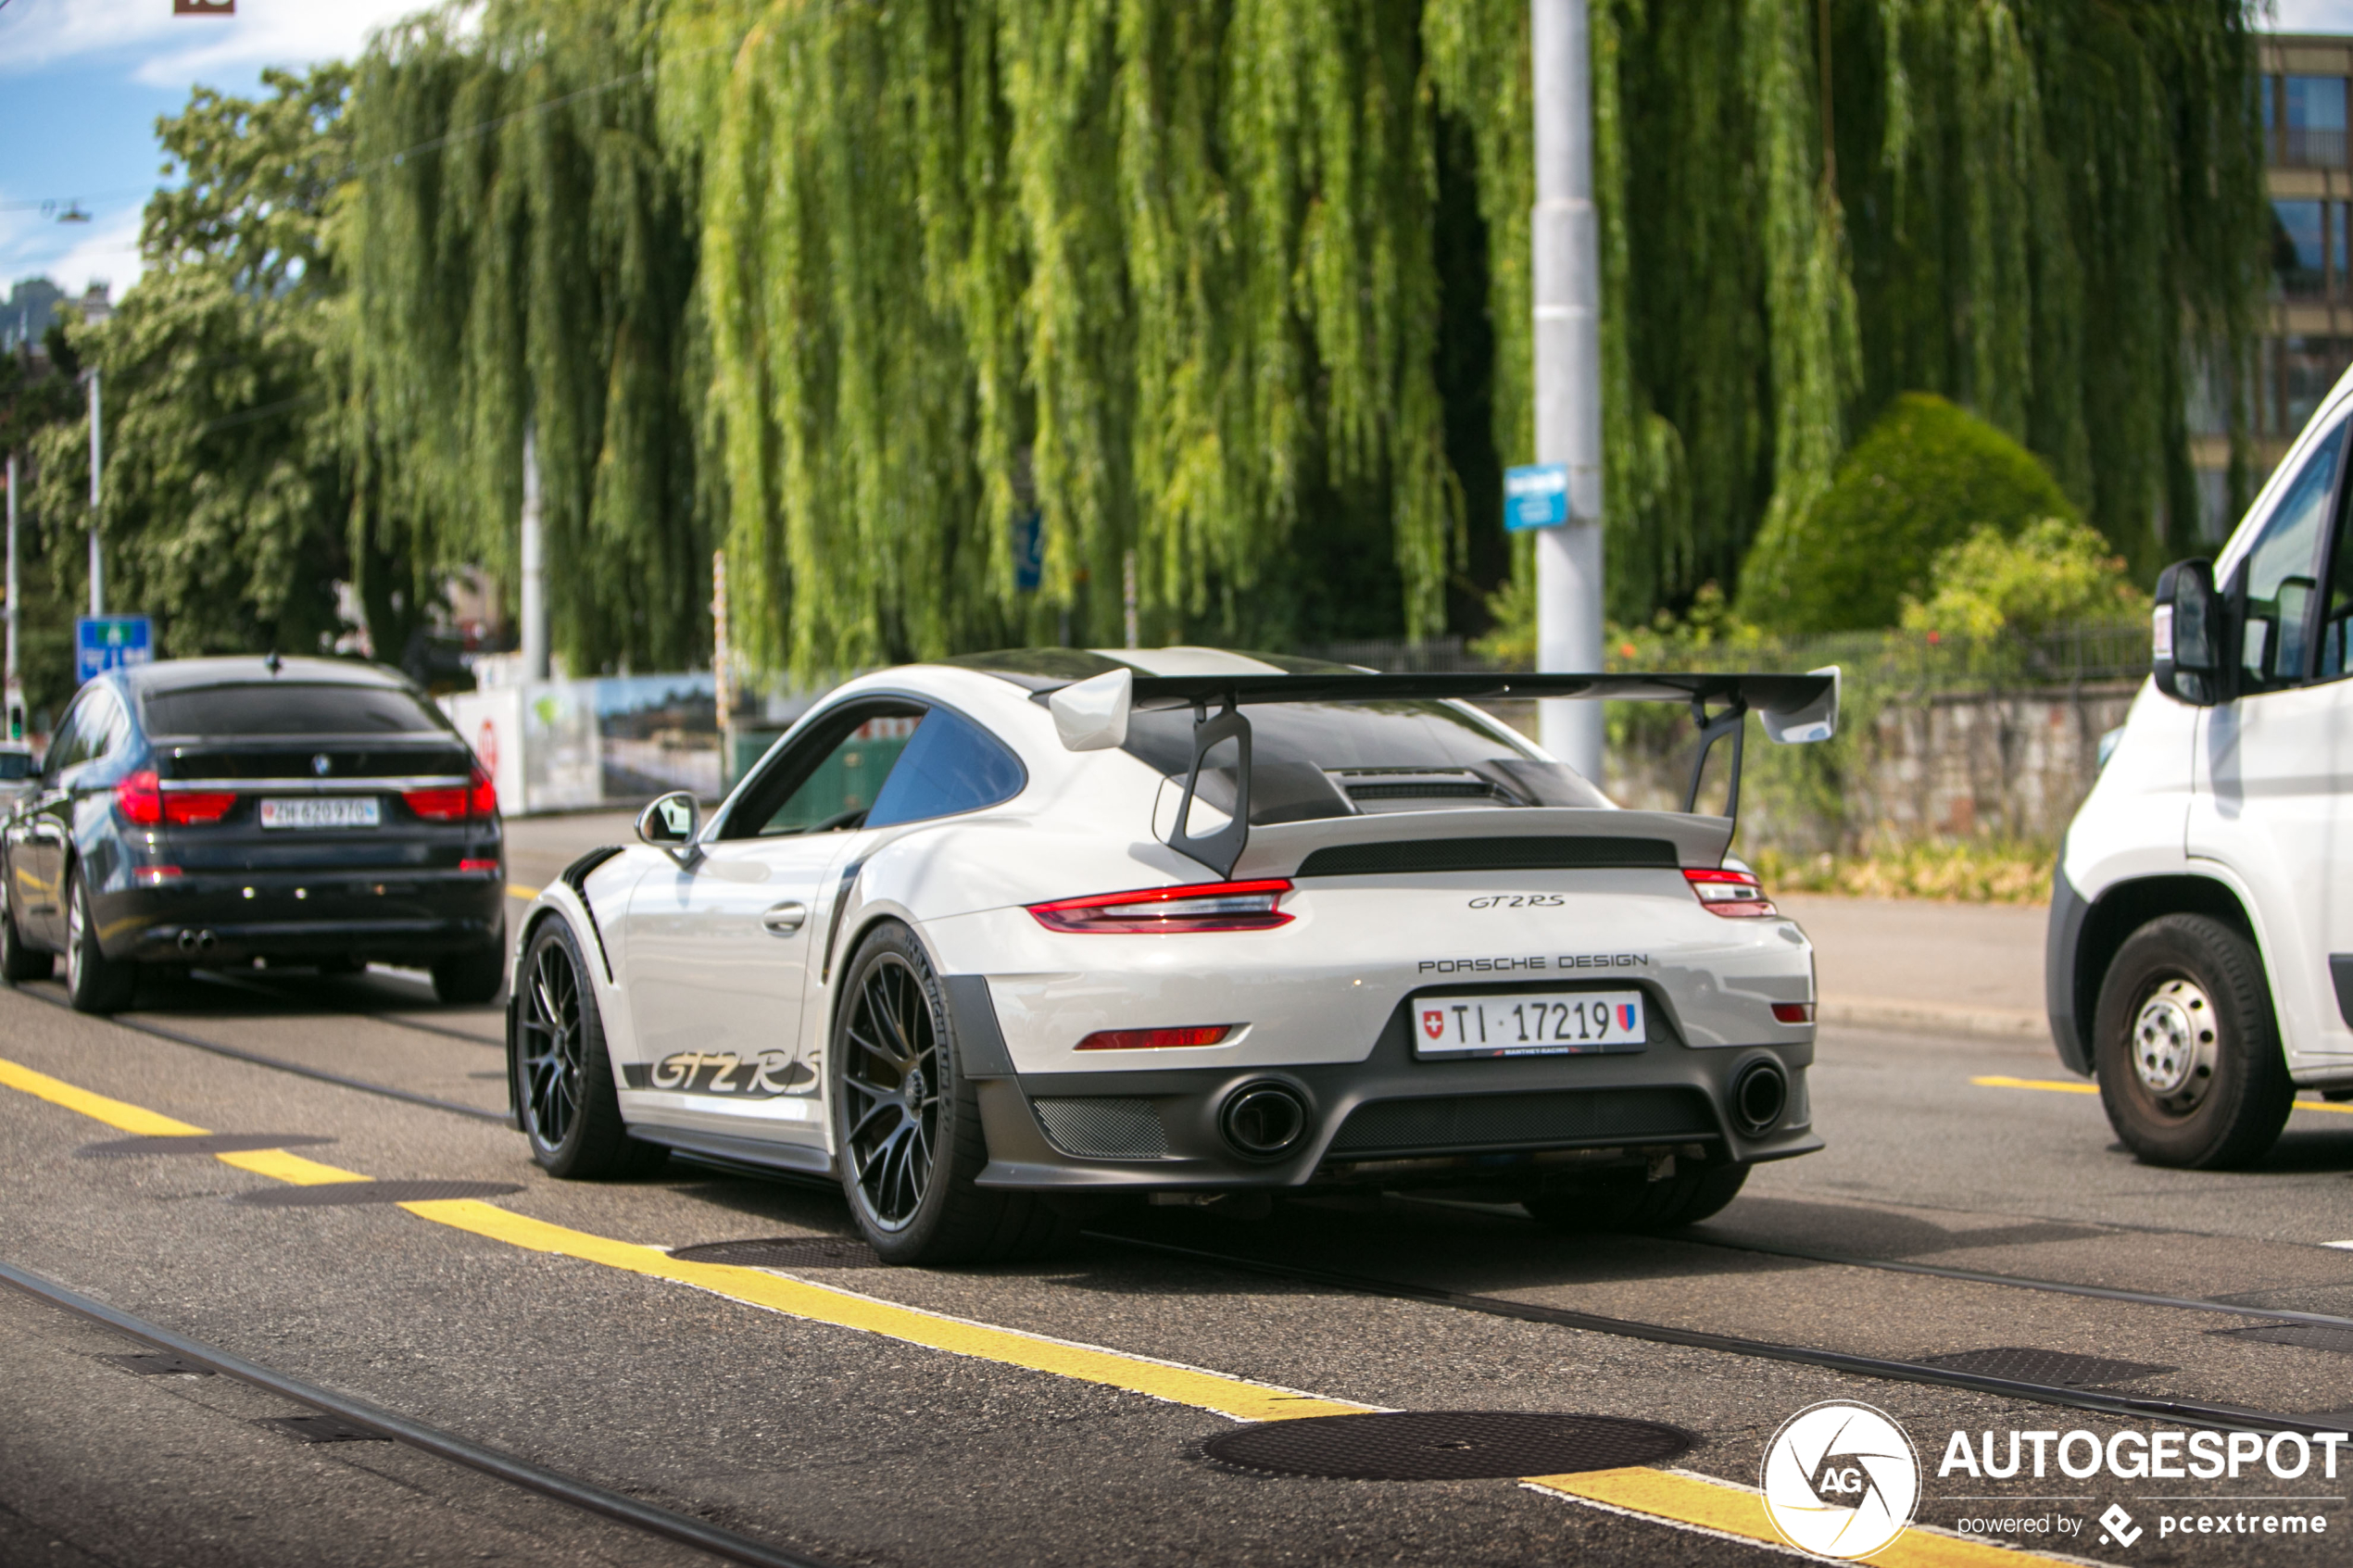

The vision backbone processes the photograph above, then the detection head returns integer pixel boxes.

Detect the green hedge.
[1738,394,2081,633]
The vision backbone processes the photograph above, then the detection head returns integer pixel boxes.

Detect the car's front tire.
[1523,1162,1750,1233]
[512,918,664,1179]
[2094,913,2292,1170]
[63,868,133,1013]
[831,922,1076,1265]
[0,865,52,984]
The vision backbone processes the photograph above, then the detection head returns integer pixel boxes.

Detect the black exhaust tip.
[1731,1060,1788,1136]
[176,930,197,952]
[1220,1082,1308,1160]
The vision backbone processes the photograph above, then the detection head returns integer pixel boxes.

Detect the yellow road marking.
[405,1198,1362,1423]
[1975,1073,2353,1115]
[0,1056,206,1136]
[507,883,539,901]
[1,1050,2082,1564]
[1533,1469,2048,1565]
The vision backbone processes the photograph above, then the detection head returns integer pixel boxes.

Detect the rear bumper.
[97,871,504,965]
[957,984,1818,1192]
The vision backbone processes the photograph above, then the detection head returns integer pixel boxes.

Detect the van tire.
[2094,914,2293,1170]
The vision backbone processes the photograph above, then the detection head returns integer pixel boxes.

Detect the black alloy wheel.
[830,922,1076,1265]
[512,919,662,1180]
[840,951,942,1231]
[64,869,134,1013]
[0,865,52,984]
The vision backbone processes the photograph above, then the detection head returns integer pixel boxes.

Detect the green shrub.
[1900,516,2148,638]
[1739,393,2081,633]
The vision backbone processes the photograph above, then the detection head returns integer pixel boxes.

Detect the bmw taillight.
[1027,879,1293,934]
[1685,866,1777,918]
[407,764,497,823]
[115,771,235,827]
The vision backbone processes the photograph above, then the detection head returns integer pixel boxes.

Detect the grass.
[1747,841,2054,904]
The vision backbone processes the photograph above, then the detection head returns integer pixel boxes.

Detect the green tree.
[1739,392,2082,633]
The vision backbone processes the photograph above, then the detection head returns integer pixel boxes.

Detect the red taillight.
[1028,879,1294,934]
[165,790,236,826]
[1076,1024,1235,1051]
[1685,867,1777,919]
[459,858,499,874]
[407,766,497,824]
[115,770,163,825]
[1771,1001,1814,1024]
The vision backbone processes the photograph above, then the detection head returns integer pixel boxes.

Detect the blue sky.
[8,0,2353,307]
[1,0,419,301]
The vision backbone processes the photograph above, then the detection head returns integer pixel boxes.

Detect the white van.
[2049,383,2353,1167]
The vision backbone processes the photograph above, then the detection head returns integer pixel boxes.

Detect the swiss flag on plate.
[174,0,233,14]
[1421,1010,1445,1040]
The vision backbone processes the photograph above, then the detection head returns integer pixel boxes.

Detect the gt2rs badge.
[623,1050,811,1097]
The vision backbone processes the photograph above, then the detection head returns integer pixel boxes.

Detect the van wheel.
[2094,914,2293,1170]
[1524,1162,1749,1233]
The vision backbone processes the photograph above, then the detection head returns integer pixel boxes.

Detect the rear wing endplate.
[1049,667,1839,878]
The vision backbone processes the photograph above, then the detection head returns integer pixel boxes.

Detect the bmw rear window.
[144,684,447,737]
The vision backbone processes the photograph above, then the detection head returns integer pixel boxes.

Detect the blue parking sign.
[77,616,154,684]
[1504,464,1570,532]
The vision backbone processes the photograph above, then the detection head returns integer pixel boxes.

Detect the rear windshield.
[144,684,446,737]
[1122,700,1602,822]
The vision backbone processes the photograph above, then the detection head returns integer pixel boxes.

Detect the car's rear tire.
[63,869,134,1013]
[831,922,1076,1266]
[433,933,506,1006]
[1523,1162,1750,1234]
[0,869,52,984]
[2094,913,2292,1170]
[512,918,665,1180]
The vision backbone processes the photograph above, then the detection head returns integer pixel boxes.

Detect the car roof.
[120,656,415,696]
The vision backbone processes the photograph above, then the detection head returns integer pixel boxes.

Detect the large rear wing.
[1046,668,1839,877]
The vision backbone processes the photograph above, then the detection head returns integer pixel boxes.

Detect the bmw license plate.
[260,797,381,830]
[1413,990,1647,1059]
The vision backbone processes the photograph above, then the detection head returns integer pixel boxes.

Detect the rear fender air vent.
[1295,836,1680,877]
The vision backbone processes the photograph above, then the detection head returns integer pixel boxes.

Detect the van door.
[2187,417,2353,1065]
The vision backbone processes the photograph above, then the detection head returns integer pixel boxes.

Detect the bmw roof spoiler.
[1046,669,1840,878]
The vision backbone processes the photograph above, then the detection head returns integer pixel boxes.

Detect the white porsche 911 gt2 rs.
[505,648,1838,1264]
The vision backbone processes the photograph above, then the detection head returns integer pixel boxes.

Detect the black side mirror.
[2153,558,2222,707]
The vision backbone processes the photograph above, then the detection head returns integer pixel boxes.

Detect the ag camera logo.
[1762,1401,1921,1560]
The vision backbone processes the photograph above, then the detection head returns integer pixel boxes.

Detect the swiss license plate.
[1413,989,1647,1059]
[260,796,381,831]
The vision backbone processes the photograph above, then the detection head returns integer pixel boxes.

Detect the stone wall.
[1596,682,2143,854]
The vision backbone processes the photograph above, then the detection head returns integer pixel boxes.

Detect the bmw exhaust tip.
[1731,1059,1788,1136]
[1219,1082,1309,1160]
[176,930,197,953]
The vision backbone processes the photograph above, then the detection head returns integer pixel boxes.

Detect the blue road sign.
[1013,509,1044,591]
[1504,463,1570,531]
[77,616,154,684]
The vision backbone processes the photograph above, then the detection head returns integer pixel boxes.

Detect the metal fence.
[1296,621,2150,692]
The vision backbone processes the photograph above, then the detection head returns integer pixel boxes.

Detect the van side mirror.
[635,790,702,867]
[2153,558,2222,707]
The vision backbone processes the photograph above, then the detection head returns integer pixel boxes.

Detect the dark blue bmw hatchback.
[0,656,504,1011]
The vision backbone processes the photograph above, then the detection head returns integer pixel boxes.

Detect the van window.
[2239,423,2342,690]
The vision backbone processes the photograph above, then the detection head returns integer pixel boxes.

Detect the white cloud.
[0,207,145,299]
[2272,2,2353,33]
[0,0,429,82]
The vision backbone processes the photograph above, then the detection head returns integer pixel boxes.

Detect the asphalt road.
[1,821,2350,1566]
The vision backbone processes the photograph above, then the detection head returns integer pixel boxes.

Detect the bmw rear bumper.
[99,870,504,966]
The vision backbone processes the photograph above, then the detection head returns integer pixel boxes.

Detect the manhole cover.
[233,1180,521,1208]
[2210,1323,2353,1355]
[1915,1348,2173,1386]
[258,1414,384,1444]
[79,1134,336,1158]
[669,1236,882,1270]
[1201,1411,1693,1481]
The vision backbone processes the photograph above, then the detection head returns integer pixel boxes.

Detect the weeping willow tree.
[336,0,2261,677]
[340,0,712,673]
